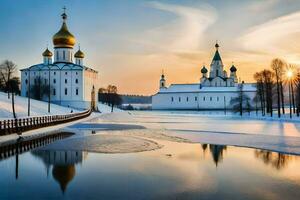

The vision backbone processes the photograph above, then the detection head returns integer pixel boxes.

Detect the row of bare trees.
[254,58,300,118]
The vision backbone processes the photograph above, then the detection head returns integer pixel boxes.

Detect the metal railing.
[0,109,91,136]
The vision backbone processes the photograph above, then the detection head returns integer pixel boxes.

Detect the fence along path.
[0,109,91,136]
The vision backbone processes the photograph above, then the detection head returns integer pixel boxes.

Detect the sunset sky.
[1,0,300,95]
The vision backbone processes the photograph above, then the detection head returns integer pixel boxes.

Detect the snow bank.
[98,103,122,114]
[0,92,80,119]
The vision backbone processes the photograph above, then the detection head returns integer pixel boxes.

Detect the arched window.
[76,88,79,95]
[179,97,181,102]
[53,79,56,84]
[65,79,67,84]
[210,97,212,101]
[171,97,174,102]
[65,88,67,95]
[195,97,197,101]
[25,79,28,84]
[203,97,205,101]
[53,88,56,96]
[216,69,219,76]
[75,79,78,84]
[186,97,189,102]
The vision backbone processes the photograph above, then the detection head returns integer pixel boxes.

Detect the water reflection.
[32,150,88,193]
[254,150,293,170]
[201,144,227,166]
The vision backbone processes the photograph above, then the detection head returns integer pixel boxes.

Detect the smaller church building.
[20,9,99,110]
[152,43,256,110]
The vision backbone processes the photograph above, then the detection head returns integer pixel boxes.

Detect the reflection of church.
[32,150,88,193]
[202,144,227,167]
[20,8,99,110]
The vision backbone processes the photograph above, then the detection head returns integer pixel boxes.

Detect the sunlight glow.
[286,70,293,79]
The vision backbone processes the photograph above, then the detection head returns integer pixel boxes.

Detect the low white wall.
[152,91,256,110]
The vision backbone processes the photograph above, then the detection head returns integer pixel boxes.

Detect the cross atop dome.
[52,7,75,48]
[62,6,67,21]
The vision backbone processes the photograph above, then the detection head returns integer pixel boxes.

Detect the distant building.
[20,9,99,110]
[152,43,256,110]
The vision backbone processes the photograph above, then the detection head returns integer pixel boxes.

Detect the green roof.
[213,50,222,61]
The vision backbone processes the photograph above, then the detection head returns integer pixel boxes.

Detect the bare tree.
[254,72,265,116]
[295,70,300,116]
[0,60,18,118]
[262,70,274,117]
[271,58,285,118]
[0,60,17,99]
[230,82,251,116]
[98,85,122,112]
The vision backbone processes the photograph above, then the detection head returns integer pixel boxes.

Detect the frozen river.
[0,110,300,199]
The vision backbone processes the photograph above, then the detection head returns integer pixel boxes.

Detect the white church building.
[20,9,99,110]
[152,43,256,110]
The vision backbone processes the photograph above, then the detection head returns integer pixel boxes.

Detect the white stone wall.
[152,90,256,110]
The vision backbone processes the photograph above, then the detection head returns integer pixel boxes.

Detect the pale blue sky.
[1,0,300,94]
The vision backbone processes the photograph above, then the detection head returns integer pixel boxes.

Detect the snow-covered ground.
[86,110,300,155]
[0,92,81,119]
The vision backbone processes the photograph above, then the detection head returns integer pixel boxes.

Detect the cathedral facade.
[152,43,256,110]
[20,10,98,110]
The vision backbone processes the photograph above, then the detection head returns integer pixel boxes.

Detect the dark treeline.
[253,58,300,118]
[98,85,122,112]
[120,94,152,104]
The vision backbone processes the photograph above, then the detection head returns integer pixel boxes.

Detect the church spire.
[212,41,222,61]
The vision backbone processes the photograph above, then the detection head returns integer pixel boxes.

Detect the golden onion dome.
[74,49,84,58]
[52,12,76,48]
[42,48,53,57]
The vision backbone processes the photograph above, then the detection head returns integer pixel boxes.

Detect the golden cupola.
[74,49,85,58]
[52,11,76,48]
[42,48,53,57]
